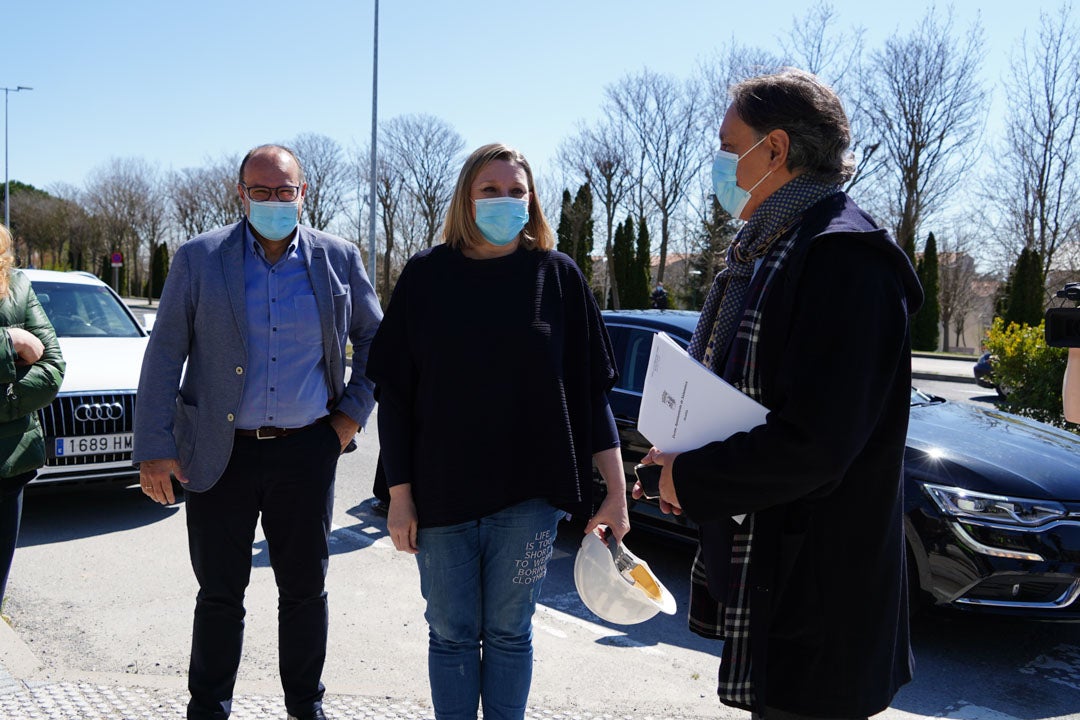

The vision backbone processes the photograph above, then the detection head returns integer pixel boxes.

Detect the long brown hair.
[0,224,15,300]
[442,143,555,251]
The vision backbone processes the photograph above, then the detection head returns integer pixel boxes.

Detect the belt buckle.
[255,427,277,440]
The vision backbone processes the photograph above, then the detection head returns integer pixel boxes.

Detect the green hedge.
[983,317,1072,427]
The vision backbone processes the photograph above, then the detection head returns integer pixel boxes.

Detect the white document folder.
[638,331,768,453]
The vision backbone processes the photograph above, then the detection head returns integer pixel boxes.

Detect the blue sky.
[3,0,1064,193]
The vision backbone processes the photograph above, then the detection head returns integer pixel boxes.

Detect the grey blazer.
[132,221,382,492]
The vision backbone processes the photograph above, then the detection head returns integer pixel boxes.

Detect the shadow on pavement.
[18,482,181,546]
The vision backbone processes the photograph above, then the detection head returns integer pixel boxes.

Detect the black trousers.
[185,422,341,720]
[0,470,36,606]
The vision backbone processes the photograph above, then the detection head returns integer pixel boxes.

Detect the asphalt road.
[4,366,1079,719]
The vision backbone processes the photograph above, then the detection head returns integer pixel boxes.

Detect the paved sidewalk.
[1,615,435,719]
[910,353,977,384]
[0,348,979,720]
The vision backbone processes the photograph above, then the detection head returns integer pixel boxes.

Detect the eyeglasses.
[241,184,300,202]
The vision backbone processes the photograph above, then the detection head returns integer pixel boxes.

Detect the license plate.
[55,433,134,457]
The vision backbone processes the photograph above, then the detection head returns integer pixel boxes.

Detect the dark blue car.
[601,310,1080,621]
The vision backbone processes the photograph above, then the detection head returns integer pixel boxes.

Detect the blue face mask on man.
[248,199,300,241]
[474,197,529,246]
[711,135,772,219]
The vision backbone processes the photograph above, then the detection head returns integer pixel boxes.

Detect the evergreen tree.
[632,216,652,308]
[571,185,594,281]
[685,197,738,310]
[611,215,634,309]
[912,232,940,351]
[556,189,573,256]
[1003,248,1045,327]
[554,185,593,282]
[150,242,170,299]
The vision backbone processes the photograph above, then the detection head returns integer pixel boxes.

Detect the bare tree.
[171,155,242,240]
[85,157,165,296]
[373,154,405,305]
[985,3,1080,280]
[292,133,349,231]
[605,70,705,284]
[936,227,981,351]
[699,44,785,144]
[382,114,465,249]
[557,120,635,307]
[859,7,988,255]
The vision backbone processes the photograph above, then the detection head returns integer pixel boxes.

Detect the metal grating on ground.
[0,680,696,720]
[0,682,438,720]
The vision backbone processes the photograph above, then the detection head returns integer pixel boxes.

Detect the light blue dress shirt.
[234,228,329,429]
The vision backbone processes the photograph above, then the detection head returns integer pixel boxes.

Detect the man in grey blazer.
[133,144,382,720]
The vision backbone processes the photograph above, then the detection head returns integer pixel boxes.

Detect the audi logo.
[74,403,125,422]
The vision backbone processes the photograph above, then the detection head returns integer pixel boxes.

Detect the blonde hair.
[443,143,555,251]
[0,224,14,299]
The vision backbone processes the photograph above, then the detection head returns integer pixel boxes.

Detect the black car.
[601,310,1080,620]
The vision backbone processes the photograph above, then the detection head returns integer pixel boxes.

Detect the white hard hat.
[573,532,676,625]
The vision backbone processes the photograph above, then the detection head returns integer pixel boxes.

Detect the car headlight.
[922,483,1066,527]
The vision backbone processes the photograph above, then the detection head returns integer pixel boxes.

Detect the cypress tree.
[633,216,652,309]
[571,184,594,282]
[612,215,634,309]
[556,189,573,256]
[912,232,940,351]
[150,242,170,299]
[1003,248,1045,327]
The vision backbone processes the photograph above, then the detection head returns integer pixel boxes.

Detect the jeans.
[416,498,565,720]
[184,422,341,720]
[0,471,36,608]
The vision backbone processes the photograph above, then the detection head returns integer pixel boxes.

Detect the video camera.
[1045,283,1080,347]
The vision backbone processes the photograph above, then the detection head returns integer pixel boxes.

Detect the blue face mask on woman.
[474,197,529,246]
[711,135,772,219]
[248,200,300,241]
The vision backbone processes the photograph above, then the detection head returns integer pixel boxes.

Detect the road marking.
[329,522,393,550]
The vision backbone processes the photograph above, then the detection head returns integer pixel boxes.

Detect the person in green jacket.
[0,223,64,609]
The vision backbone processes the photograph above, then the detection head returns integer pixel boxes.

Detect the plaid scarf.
[686,175,840,709]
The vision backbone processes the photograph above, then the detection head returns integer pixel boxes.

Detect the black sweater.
[367,244,618,528]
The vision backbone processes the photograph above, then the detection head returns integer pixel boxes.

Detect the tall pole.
[367,0,379,294]
[3,86,33,230]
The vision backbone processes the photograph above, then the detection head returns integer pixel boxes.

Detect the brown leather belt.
[235,417,327,440]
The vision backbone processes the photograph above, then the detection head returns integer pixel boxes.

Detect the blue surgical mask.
[711,135,772,219]
[474,197,529,246]
[248,199,300,241]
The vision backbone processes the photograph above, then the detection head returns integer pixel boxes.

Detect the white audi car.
[23,269,150,486]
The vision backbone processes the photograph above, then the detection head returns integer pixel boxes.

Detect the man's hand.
[635,447,683,515]
[7,328,44,366]
[139,458,187,505]
[328,411,359,453]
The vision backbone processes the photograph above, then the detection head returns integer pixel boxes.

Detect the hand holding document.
[638,331,768,451]
[637,332,768,523]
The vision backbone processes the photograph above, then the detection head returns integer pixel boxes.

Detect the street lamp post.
[3,85,33,229]
[367,0,379,295]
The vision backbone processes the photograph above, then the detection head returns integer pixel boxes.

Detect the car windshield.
[32,281,143,338]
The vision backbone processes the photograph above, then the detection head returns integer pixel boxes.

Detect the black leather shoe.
[286,710,326,720]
